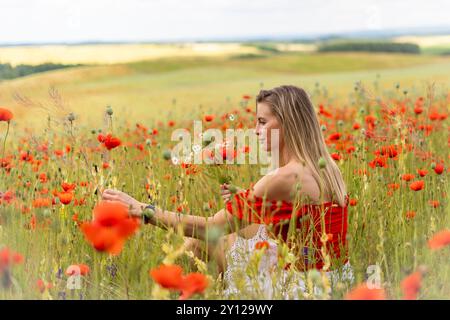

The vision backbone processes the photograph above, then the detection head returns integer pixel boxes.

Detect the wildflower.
[417,169,428,177]
[402,174,415,181]
[405,211,416,219]
[80,201,140,255]
[401,271,422,300]
[0,108,13,122]
[433,163,444,175]
[61,182,76,192]
[103,134,122,150]
[149,264,184,289]
[204,115,214,122]
[345,283,386,300]
[58,192,73,205]
[149,264,208,300]
[428,230,450,250]
[409,180,424,191]
[0,247,24,273]
[179,273,208,300]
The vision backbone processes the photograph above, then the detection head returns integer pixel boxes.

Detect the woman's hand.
[102,189,147,217]
[220,184,243,203]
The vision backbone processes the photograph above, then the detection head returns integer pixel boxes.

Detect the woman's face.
[255,102,283,152]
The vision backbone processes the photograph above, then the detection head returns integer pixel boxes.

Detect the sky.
[0,0,449,44]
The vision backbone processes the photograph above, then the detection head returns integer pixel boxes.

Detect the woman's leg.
[183,233,236,274]
[183,224,261,274]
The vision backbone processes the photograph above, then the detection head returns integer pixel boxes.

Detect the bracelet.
[142,204,156,224]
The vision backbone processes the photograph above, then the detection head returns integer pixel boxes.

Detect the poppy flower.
[103,134,122,150]
[331,153,342,161]
[402,174,415,181]
[66,264,90,276]
[36,279,53,293]
[179,273,208,300]
[204,115,214,122]
[328,133,342,141]
[345,283,386,300]
[0,247,23,273]
[80,201,140,255]
[417,169,428,177]
[405,211,416,219]
[433,163,444,175]
[58,192,73,205]
[409,180,424,191]
[349,199,358,206]
[0,108,13,122]
[62,182,76,192]
[32,198,52,208]
[149,264,184,289]
[401,271,422,300]
[428,230,450,250]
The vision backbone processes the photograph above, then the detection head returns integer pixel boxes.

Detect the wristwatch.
[142,204,156,224]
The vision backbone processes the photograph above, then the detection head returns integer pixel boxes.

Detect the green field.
[2,51,450,131]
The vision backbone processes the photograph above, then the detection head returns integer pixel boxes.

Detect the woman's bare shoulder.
[252,161,325,203]
[251,162,304,201]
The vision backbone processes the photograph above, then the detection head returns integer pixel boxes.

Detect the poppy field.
[0,51,449,300]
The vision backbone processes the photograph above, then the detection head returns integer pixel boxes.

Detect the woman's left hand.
[102,189,147,217]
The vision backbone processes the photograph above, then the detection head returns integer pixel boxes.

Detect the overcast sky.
[1,0,449,43]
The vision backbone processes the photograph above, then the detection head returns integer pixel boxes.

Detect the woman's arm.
[101,189,243,241]
[146,207,241,241]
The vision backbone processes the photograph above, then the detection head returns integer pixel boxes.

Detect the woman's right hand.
[220,184,243,203]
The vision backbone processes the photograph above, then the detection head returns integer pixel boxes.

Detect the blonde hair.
[256,85,347,207]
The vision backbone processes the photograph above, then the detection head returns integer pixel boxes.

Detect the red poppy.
[204,115,214,122]
[402,174,415,181]
[417,169,428,177]
[345,283,386,300]
[58,192,73,205]
[80,201,140,255]
[409,180,424,191]
[0,247,23,273]
[401,271,422,300]
[149,264,184,289]
[331,153,342,161]
[32,198,52,208]
[349,199,358,206]
[428,230,450,250]
[179,273,208,300]
[0,108,13,122]
[62,182,76,192]
[405,211,416,219]
[103,134,122,150]
[433,163,444,175]
[328,132,342,141]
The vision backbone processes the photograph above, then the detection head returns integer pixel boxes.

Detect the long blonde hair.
[256,85,348,207]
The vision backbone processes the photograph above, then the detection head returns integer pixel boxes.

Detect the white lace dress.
[223,225,354,299]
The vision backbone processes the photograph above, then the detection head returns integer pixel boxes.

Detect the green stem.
[1,121,10,163]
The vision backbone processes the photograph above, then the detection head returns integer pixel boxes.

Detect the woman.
[102,85,352,298]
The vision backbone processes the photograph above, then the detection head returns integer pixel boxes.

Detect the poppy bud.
[106,106,113,116]
[67,113,75,122]
[162,150,172,160]
[318,157,326,169]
